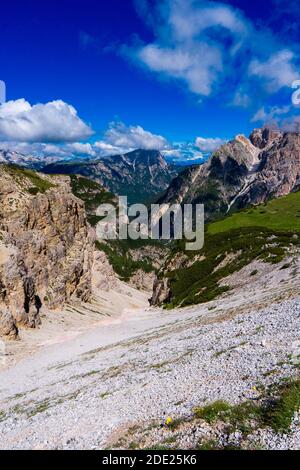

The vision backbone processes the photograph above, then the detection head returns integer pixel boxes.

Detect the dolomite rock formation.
[92,250,118,292]
[239,131,300,206]
[150,278,171,306]
[157,128,300,221]
[0,165,94,338]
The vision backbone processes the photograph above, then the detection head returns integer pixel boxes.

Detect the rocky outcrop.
[92,250,118,292]
[249,127,282,149]
[128,245,166,270]
[157,133,260,220]
[150,278,171,306]
[239,132,300,206]
[157,128,300,221]
[129,269,156,292]
[0,165,94,338]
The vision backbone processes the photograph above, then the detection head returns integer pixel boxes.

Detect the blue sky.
[0,0,300,160]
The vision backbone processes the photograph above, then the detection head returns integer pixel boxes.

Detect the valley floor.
[0,276,300,450]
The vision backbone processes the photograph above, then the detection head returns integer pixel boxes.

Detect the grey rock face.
[42,149,178,204]
[150,278,171,306]
[249,127,282,149]
[0,166,94,338]
[158,128,300,220]
[240,132,300,206]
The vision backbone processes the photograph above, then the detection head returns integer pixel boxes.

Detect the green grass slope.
[208,191,300,234]
[162,192,300,308]
[69,175,116,226]
[3,164,55,194]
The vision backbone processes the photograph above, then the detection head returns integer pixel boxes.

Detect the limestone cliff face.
[0,165,94,338]
[240,131,300,206]
[157,128,300,221]
[150,278,171,306]
[156,134,260,221]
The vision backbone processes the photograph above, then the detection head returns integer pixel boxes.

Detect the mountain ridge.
[157,127,300,221]
[42,149,178,204]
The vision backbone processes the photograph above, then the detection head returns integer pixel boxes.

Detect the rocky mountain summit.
[158,127,300,220]
[42,149,178,204]
[0,149,63,169]
[0,165,94,338]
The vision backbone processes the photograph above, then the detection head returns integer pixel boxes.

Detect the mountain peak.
[249,127,282,149]
[122,148,167,167]
[125,148,163,158]
[42,148,175,204]
[156,125,300,221]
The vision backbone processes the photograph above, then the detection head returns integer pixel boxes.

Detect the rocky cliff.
[151,128,300,308]
[157,127,300,221]
[0,165,94,338]
[239,130,300,206]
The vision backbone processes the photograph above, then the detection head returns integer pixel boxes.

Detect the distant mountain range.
[2,126,300,329]
[42,149,179,204]
[0,149,60,169]
[2,127,300,211]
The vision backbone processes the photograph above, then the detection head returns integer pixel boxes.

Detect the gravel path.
[0,294,299,450]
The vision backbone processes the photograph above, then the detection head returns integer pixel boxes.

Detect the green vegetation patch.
[95,239,155,281]
[161,190,300,308]
[4,164,55,194]
[70,174,116,226]
[263,379,300,432]
[194,379,300,435]
[164,226,297,308]
[208,191,300,234]
[194,400,231,424]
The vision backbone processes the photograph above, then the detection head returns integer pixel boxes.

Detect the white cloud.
[251,105,291,123]
[123,0,300,102]
[0,116,224,164]
[99,121,169,152]
[65,142,96,156]
[161,148,182,158]
[138,43,222,96]
[0,99,93,142]
[195,136,225,152]
[168,1,248,42]
[0,141,66,157]
[0,120,172,160]
[249,51,299,92]
[94,141,125,155]
[162,141,206,162]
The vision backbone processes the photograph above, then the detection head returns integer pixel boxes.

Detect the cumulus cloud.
[162,142,204,162]
[122,0,299,103]
[93,141,125,155]
[65,142,96,156]
[0,99,93,142]
[195,136,225,152]
[99,121,169,152]
[0,114,225,164]
[0,120,174,160]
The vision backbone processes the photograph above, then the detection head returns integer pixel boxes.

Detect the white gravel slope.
[0,296,299,450]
